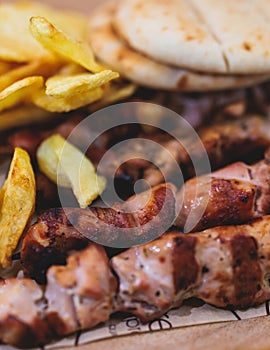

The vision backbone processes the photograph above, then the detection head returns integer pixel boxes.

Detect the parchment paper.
[2,298,269,350]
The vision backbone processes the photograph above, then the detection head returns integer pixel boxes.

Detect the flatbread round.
[113,0,270,74]
[88,3,270,92]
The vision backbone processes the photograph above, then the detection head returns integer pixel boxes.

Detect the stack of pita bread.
[88,0,270,92]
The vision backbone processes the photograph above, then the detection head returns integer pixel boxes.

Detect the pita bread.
[113,0,270,74]
[88,3,270,92]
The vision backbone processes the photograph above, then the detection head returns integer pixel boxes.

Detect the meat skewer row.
[3,216,270,348]
[21,148,270,281]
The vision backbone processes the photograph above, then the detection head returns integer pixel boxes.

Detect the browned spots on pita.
[161,26,168,31]
[177,23,206,43]
[242,42,252,52]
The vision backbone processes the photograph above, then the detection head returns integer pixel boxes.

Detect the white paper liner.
[1,299,268,350]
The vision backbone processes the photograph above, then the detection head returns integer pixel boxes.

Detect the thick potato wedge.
[45,70,119,98]
[0,148,35,268]
[0,2,87,62]
[32,86,104,113]
[30,16,103,73]
[37,134,106,208]
[0,76,44,112]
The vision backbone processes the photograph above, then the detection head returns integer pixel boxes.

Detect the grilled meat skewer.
[21,147,270,282]
[112,216,270,321]
[21,148,270,283]
[175,148,270,232]
[4,215,270,348]
[21,183,176,282]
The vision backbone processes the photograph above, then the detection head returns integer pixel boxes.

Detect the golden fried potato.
[0,148,35,268]
[0,2,87,62]
[45,70,119,98]
[32,86,104,113]
[30,16,103,73]
[0,2,122,125]
[37,134,106,208]
[0,58,61,91]
[0,76,44,112]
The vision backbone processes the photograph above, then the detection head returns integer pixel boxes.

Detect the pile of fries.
[0,2,137,130]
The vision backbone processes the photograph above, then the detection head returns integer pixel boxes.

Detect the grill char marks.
[230,234,262,308]
[21,183,176,282]
[173,236,198,293]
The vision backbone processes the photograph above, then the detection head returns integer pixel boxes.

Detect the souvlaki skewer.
[3,215,270,348]
[21,147,270,282]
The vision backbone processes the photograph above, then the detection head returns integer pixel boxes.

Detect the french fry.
[0,76,44,112]
[0,2,87,62]
[32,86,104,112]
[30,16,103,73]
[37,134,106,208]
[45,70,119,98]
[0,148,35,268]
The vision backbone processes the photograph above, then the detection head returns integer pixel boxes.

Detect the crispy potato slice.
[0,58,61,92]
[0,105,56,131]
[32,86,103,112]
[30,16,103,73]
[0,2,87,62]
[0,76,44,112]
[37,134,106,208]
[0,148,35,268]
[45,70,119,98]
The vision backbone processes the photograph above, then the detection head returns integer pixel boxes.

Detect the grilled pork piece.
[0,279,52,348]
[112,217,270,321]
[21,183,176,282]
[0,244,116,348]
[45,244,116,337]
[175,148,270,232]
